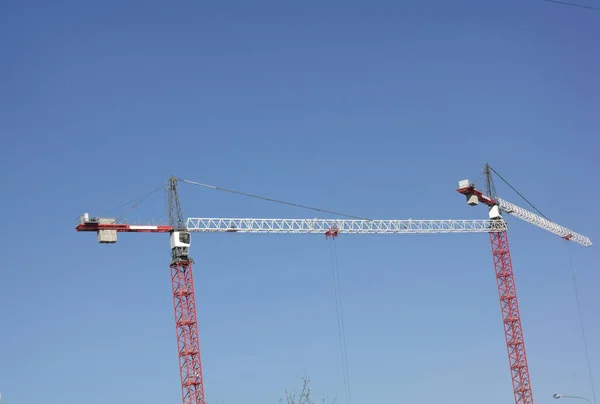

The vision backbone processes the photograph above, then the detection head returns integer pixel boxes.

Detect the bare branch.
[280,375,336,404]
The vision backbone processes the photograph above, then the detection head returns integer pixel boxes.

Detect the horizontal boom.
[185,218,508,234]
[76,214,508,241]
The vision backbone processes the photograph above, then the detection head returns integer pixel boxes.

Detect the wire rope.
[328,238,352,404]
[565,244,597,404]
[180,179,373,221]
[115,186,162,222]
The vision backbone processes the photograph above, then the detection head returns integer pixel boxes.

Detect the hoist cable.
[180,178,373,221]
[329,239,352,404]
[565,244,597,404]
[334,239,352,404]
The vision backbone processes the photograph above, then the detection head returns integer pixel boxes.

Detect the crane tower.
[457,164,591,404]
[167,177,205,404]
[75,167,591,404]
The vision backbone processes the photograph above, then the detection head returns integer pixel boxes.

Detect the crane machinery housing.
[75,166,592,404]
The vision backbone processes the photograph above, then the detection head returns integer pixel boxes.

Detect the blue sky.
[0,1,598,403]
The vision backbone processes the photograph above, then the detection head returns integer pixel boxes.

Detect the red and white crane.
[75,167,591,404]
[456,164,591,404]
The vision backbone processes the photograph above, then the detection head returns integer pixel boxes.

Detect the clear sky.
[0,1,598,403]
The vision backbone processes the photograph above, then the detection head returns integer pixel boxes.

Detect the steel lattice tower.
[490,230,533,404]
[168,176,205,404]
[171,260,205,404]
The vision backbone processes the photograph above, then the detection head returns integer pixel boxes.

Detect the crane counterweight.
[170,231,192,263]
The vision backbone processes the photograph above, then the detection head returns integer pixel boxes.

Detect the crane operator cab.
[171,231,191,247]
[488,204,502,220]
[170,231,191,262]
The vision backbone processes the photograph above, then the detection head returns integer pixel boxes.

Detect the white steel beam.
[497,197,592,247]
[185,218,508,234]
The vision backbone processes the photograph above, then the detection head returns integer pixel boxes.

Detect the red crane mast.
[456,164,590,404]
[457,167,533,404]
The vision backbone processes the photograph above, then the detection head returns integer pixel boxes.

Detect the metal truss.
[185,218,508,234]
[490,230,534,404]
[497,197,592,247]
[171,260,205,404]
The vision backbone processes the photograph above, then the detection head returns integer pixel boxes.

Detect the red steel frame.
[490,230,534,404]
[458,184,535,404]
[171,260,205,404]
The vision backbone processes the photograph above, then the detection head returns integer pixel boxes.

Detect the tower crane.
[75,167,592,404]
[456,164,591,404]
